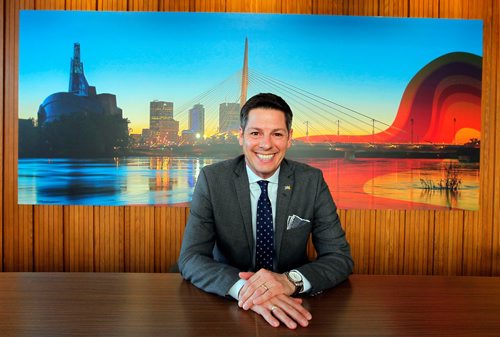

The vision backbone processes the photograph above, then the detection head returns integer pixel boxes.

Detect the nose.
[259,134,272,149]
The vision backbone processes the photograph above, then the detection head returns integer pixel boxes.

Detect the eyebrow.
[246,127,287,132]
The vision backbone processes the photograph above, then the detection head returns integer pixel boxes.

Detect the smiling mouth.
[256,153,274,161]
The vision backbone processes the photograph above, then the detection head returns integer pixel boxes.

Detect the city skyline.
[19,11,482,137]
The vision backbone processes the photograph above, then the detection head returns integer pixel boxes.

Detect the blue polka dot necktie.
[256,180,274,271]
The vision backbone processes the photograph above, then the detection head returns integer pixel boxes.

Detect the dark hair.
[240,93,293,131]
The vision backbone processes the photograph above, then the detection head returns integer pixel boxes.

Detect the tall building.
[149,100,179,144]
[150,101,173,130]
[189,103,205,136]
[219,102,240,133]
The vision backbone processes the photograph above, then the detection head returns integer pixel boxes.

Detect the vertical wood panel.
[125,206,155,272]
[225,0,281,13]
[0,0,5,271]
[462,210,484,275]
[463,0,490,19]
[64,206,94,271]
[17,205,34,271]
[345,0,379,16]
[479,0,496,276]
[34,0,65,9]
[194,0,225,12]
[374,210,405,274]
[345,209,376,274]
[97,0,128,11]
[226,0,249,12]
[130,0,160,11]
[3,0,20,272]
[433,211,464,275]
[66,0,98,10]
[174,207,187,268]
[34,206,64,271]
[94,206,125,272]
[249,0,281,13]
[409,0,438,17]
[159,0,192,11]
[439,0,463,18]
[154,207,186,272]
[19,0,36,10]
[313,0,344,15]
[282,0,312,14]
[491,0,500,275]
[403,210,434,275]
[380,0,408,17]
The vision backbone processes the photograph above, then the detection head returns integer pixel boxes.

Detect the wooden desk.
[0,273,499,336]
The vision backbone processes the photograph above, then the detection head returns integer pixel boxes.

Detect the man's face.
[239,107,293,179]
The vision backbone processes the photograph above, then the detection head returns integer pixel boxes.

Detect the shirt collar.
[245,164,280,185]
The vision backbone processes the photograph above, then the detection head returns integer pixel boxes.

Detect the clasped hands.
[237,269,312,329]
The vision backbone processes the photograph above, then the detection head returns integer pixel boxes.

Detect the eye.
[249,131,260,137]
[273,132,284,138]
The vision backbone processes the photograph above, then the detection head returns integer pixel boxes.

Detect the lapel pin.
[284,185,291,191]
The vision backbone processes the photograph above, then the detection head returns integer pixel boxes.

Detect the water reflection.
[18,157,479,210]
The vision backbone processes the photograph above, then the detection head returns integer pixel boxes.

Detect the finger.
[252,281,288,305]
[251,287,276,305]
[256,307,280,328]
[239,270,280,307]
[269,306,298,330]
[241,285,268,310]
[239,272,263,297]
[275,296,312,326]
[282,295,311,320]
[238,271,254,280]
[238,278,260,305]
[238,282,264,307]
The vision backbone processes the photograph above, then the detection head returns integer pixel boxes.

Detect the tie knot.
[257,180,269,193]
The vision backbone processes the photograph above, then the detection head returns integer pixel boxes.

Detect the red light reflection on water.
[304,158,479,210]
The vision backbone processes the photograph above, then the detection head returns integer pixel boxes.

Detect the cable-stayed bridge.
[173,39,398,144]
[174,67,397,143]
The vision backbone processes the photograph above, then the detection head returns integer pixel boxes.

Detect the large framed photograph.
[19,11,482,209]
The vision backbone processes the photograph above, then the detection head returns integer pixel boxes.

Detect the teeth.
[257,154,273,160]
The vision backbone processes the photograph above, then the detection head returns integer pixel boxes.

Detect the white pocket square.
[286,214,310,230]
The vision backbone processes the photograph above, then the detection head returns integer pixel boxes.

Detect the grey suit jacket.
[178,155,353,297]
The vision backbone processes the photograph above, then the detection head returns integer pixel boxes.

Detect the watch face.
[289,271,302,282]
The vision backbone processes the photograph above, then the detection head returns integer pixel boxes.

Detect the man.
[178,93,353,329]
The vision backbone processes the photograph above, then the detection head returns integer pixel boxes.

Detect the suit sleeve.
[295,172,354,294]
[177,168,241,298]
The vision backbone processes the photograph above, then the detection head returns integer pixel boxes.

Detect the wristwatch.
[284,270,304,296]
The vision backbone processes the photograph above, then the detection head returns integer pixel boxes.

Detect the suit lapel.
[233,158,254,261]
[275,159,294,263]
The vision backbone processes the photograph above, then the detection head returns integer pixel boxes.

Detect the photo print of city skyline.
[19,11,482,209]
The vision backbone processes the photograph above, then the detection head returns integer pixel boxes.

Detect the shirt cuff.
[228,279,247,300]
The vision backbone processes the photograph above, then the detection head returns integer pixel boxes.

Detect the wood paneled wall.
[2,0,499,275]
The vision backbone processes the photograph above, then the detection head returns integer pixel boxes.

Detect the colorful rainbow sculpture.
[307,51,482,145]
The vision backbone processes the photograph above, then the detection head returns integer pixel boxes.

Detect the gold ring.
[261,284,269,291]
[270,305,278,311]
